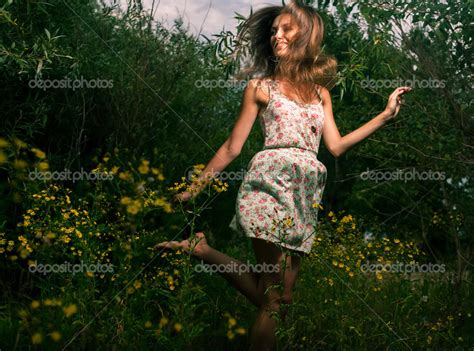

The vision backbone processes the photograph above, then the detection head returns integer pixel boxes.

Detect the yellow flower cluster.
[168,164,229,197]
[309,210,423,285]
[223,312,246,340]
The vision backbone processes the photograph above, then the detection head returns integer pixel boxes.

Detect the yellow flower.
[118,171,132,181]
[31,332,43,344]
[144,321,152,328]
[0,138,10,148]
[31,300,40,309]
[31,147,46,159]
[0,151,7,164]
[50,331,62,342]
[133,280,142,289]
[13,138,27,149]
[75,229,83,238]
[227,330,235,340]
[174,323,183,333]
[228,317,237,327]
[235,327,246,335]
[138,160,150,174]
[13,159,28,170]
[63,304,78,317]
[38,161,49,171]
[120,196,132,205]
[18,309,28,318]
[159,317,168,327]
[126,286,135,294]
[126,200,142,215]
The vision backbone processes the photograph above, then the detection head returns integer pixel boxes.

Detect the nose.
[274,28,283,40]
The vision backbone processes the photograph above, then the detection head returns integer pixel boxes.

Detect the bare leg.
[155,232,264,307]
[249,238,302,351]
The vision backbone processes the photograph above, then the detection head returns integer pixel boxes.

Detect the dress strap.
[316,85,322,103]
[255,78,275,100]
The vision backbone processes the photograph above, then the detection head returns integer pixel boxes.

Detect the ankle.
[195,244,211,259]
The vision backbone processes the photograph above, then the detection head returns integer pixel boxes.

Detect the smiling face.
[270,13,300,58]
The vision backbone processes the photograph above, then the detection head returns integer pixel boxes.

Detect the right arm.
[181,79,262,198]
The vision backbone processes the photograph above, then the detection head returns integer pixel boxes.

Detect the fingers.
[390,86,412,98]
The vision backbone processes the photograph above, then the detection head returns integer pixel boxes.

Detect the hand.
[383,86,412,121]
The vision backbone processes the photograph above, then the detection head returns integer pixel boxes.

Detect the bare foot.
[154,232,210,258]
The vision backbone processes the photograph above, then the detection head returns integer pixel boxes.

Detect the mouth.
[274,42,288,49]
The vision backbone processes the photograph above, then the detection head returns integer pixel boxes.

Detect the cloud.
[140,0,283,39]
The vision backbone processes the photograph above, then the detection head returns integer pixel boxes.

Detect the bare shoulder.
[318,85,332,105]
[245,78,271,106]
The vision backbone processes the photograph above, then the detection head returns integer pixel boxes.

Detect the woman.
[156,1,411,350]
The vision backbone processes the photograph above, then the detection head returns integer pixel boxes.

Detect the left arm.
[321,86,412,158]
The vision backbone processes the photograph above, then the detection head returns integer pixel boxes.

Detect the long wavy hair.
[234,0,338,96]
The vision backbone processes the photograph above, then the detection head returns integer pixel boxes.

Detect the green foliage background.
[0,0,472,349]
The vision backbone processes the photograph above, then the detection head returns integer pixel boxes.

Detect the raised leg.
[155,232,264,307]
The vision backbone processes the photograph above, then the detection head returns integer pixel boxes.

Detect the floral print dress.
[229,78,327,254]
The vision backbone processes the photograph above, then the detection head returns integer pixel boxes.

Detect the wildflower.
[14,159,28,170]
[120,196,132,205]
[50,331,62,342]
[31,332,43,344]
[126,202,141,215]
[63,304,78,317]
[138,160,150,174]
[0,151,7,164]
[119,171,132,181]
[227,330,235,340]
[31,300,40,309]
[38,161,49,171]
[133,280,142,289]
[228,317,237,327]
[174,323,183,333]
[144,321,152,328]
[0,138,10,148]
[31,148,46,159]
[13,138,27,149]
[159,317,168,328]
[235,327,246,335]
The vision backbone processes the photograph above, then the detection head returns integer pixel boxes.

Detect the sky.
[141,0,289,39]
